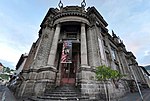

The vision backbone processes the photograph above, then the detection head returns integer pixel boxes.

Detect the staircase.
[28,84,89,101]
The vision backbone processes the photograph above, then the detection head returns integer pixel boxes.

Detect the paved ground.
[0,84,18,101]
[119,88,150,101]
[0,84,150,101]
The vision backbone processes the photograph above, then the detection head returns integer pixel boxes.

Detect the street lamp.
[128,63,144,101]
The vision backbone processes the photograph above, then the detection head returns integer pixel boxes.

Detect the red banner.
[61,41,72,63]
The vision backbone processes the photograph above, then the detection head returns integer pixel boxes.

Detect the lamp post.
[129,63,144,101]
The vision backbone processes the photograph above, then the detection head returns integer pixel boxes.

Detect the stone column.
[87,27,95,66]
[81,23,88,66]
[80,24,102,100]
[87,26,101,67]
[47,24,61,67]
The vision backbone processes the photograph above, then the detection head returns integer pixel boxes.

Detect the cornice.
[54,12,88,20]
[87,6,108,27]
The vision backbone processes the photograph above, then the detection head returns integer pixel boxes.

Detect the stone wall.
[77,67,98,99]
[32,27,54,69]
[77,67,128,100]
[96,80,128,100]
[17,66,57,97]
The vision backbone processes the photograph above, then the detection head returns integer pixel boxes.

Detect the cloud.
[139,54,150,66]
[0,0,150,68]
[144,51,150,56]
[62,0,83,5]
[0,6,38,69]
[124,22,150,52]
[123,22,150,66]
[0,44,20,63]
[93,0,150,66]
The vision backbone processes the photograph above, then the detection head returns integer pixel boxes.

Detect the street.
[0,83,150,101]
[0,84,18,101]
[120,88,150,101]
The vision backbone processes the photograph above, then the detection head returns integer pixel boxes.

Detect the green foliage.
[3,67,11,73]
[0,74,9,80]
[0,65,14,80]
[95,65,125,81]
[95,65,111,81]
[95,65,126,100]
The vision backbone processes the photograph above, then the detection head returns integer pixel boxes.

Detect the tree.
[95,65,125,101]
[0,66,14,80]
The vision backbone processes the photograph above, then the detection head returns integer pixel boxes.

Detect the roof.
[40,6,108,28]
[87,6,108,27]
[16,54,28,70]
[140,66,150,76]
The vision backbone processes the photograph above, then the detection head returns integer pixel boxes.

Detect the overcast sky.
[0,0,150,69]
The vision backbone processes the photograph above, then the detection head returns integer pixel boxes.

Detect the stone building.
[14,2,147,100]
[8,54,28,92]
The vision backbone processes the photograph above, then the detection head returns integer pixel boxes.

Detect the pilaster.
[87,25,101,67]
[79,23,98,99]
[32,27,55,69]
[118,51,130,75]
[47,24,61,67]
[96,26,107,66]
[81,23,88,66]
[87,27,96,66]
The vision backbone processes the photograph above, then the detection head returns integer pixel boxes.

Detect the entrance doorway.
[61,44,80,85]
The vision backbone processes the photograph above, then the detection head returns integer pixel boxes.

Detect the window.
[103,40,107,46]
[111,47,116,60]
[98,38,105,60]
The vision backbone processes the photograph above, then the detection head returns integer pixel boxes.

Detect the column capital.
[81,23,86,26]
[47,22,61,66]
[56,23,61,27]
[54,23,61,28]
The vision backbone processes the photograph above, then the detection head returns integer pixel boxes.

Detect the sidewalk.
[0,85,20,101]
[120,88,150,101]
[1,84,150,101]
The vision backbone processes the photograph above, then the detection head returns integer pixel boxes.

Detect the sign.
[61,41,72,63]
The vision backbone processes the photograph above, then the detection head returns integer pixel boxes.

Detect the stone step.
[45,89,78,95]
[54,88,77,91]
[44,93,78,97]
[28,84,90,101]
[45,91,77,94]
[28,95,90,101]
[37,96,89,100]
[28,97,90,101]
[54,89,77,91]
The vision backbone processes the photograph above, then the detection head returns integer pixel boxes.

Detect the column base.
[16,65,57,98]
[78,65,92,72]
[78,66,97,99]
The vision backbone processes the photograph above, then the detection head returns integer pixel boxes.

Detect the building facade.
[14,4,147,100]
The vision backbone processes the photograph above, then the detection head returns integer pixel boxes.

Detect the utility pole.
[129,64,144,101]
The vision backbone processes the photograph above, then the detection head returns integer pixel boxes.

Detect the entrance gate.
[61,44,79,85]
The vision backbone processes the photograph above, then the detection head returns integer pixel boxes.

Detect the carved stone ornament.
[89,14,96,26]
[42,34,49,39]
[43,14,54,28]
